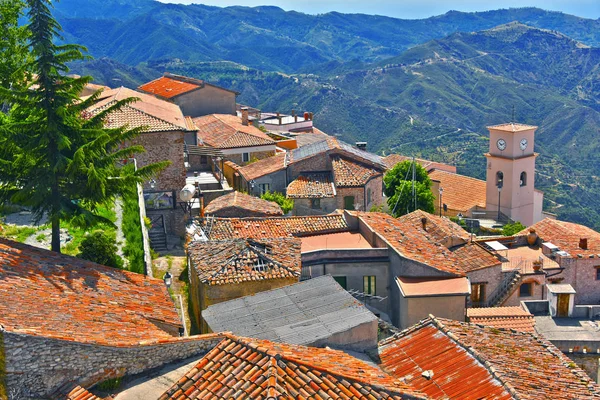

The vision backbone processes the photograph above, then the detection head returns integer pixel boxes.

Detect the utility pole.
[412,157,416,212]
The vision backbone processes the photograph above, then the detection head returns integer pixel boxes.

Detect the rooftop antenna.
[511,104,515,123]
[412,156,416,212]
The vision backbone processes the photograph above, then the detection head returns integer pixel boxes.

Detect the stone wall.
[133,131,187,194]
[467,265,503,306]
[567,353,600,383]
[2,329,222,399]
[503,273,546,307]
[289,154,329,179]
[335,187,366,211]
[292,197,337,216]
[365,176,384,210]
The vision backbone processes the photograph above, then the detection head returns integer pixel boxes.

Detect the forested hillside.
[61,2,600,229]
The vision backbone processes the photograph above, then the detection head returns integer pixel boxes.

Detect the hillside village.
[2,2,600,398]
[3,66,600,399]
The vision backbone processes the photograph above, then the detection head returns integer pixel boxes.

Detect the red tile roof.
[521,218,600,257]
[159,334,426,400]
[397,277,470,297]
[331,156,382,187]
[428,169,487,212]
[380,316,600,399]
[467,306,536,333]
[86,86,190,132]
[0,238,181,346]
[196,213,350,240]
[450,242,501,272]
[357,212,466,276]
[286,173,335,198]
[138,75,202,99]
[204,191,283,216]
[383,154,457,173]
[237,152,287,180]
[397,210,470,244]
[487,123,538,132]
[187,238,301,285]
[193,114,275,149]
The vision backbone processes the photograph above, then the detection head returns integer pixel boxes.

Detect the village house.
[202,275,379,351]
[192,110,277,167]
[86,86,194,239]
[203,190,283,217]
[187,237,301,333]
[466,306,536,332]
[138,72,238,118]
[229,137,386,214]
[190,209,513,329]
[379,316,600,399]
[0,238,223,399]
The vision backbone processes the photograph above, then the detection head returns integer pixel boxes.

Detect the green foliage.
[122,188,145,274]
[502,221,526,236]
[96,377,122,391]
[0,0,31,95]
[384,161,435,217]
[0,0,167,252]
[0,225,37,242]
[260,191,294,214]
[77,230,123,269]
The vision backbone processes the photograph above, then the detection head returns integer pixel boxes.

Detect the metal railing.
[484,270,521,307]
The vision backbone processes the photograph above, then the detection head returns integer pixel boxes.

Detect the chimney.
[309,112,314,121]
[356,142,367,151]
[304,112,310,120]
[291,109,295,117]
[580,238,588,250]
[241,107,249,126]
[421,217,427,231]
[276,112,282,125]
[294,114,298,123]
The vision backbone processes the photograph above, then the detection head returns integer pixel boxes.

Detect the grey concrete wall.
[398,294,466,330]
[573,305,600,319]
[567,353,600,383]
[2,330,221,399]
[246,170,288,196]
[292,197,337,216]
[311,320,378,352]
[174,86,236,118]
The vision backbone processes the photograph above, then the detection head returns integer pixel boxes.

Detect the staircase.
[148,214,168,253]
[485,270,522,307]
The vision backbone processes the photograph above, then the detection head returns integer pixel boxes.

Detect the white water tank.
[180,184,196,202]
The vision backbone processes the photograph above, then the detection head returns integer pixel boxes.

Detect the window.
[242,152,250,162]
[252,258,267,272]
[200,155,208,165]
[333,276,347,289]
[471,283,486,306]
[496,171,504,188]
[519,282,533,297]
[363,276,376,295]
[596,267,600,280]
[311,198,321,209]
[344,196,355,210]
[259,183,270,193]
[520,171,527,187]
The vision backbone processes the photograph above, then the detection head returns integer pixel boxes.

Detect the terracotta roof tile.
[194,213,349,240]
[62,385,102,400]
[331,156,381,187]
[428,169,487,212]
[287,173,335,198]
[187,238,301,285]
[357,212,466,276]
[383,154,456,173]
[0,238,181,346]
[450,242,501,272]
[487,123,538,132]
[193,114,275,149]
[159,334,426,400]
[237,152,287,180]
[138,75,202,99]
[397,210,470,244]
[380,316,600,399]
[204,191,283,216]
[467,307,536,333]
[520,218,600,257]
[86,86,190,132]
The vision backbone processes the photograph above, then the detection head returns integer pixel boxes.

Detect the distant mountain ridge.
[54,1,600,73]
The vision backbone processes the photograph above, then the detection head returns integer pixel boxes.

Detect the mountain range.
[55,1,600,229]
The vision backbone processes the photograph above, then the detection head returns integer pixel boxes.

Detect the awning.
[487,241,509,251]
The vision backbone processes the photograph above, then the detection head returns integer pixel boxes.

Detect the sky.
[157,0,600,19]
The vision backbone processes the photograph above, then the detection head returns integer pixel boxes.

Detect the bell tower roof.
[487,123,538,133]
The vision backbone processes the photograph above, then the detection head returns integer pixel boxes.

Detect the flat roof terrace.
[500,245,560,274]
[301,231,373,252]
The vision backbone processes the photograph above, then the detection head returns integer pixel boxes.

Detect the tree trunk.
[51,214,61,253]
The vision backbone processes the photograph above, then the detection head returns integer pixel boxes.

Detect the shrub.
[77,230,123,269]
[260,191,294,214]
[502,221,526,236]
[122,189,145,274]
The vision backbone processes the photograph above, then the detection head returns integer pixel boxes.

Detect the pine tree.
[0,0,167,252]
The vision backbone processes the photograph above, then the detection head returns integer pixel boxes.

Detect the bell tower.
[485,123,540,226]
